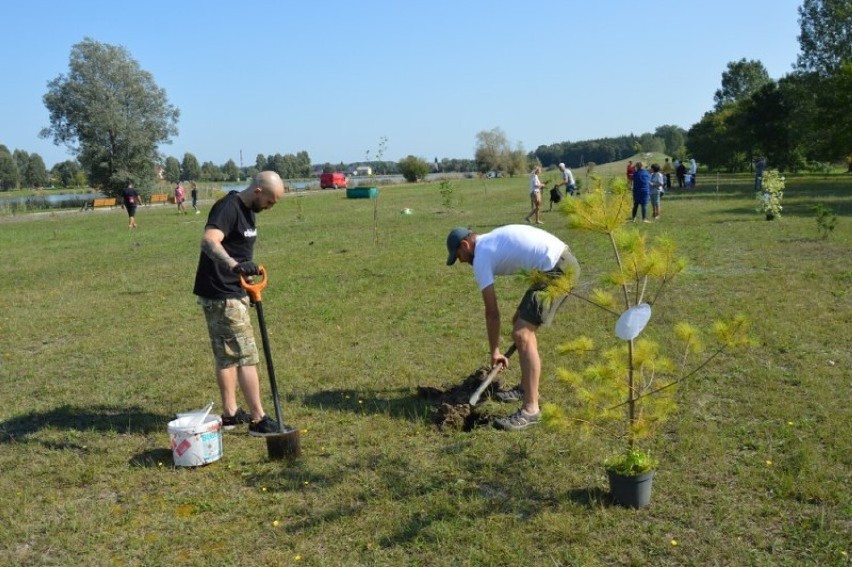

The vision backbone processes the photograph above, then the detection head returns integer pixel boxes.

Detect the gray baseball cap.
[446,227,472,265]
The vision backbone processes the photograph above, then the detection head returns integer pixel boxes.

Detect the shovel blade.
[266,429,301,460]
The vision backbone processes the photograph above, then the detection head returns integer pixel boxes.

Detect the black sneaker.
[221,408,251,430]
[249,415,281,437]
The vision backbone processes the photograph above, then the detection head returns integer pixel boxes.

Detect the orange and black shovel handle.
[240,266,285,434]
[240,265,268,303]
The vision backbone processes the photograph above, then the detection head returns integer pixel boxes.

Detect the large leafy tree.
[11,149,49,187]
[0,145,18,191]
[41,38,179,195]
[181,152,201,181]
[51,160,83,188]
[713,58,772,110]
[740,82,802,171]
[260,151,312,179]
[654,125,687,157]
[815,61,852,163]
[163,156,181,183]
[201,161,223,181]
[475,127,511,174]
[24,154,49,188]
[222,159,240,181]
[796,0,852,76]
[686,105,749,172]
[793,0,851,163]
[13,150,30,179]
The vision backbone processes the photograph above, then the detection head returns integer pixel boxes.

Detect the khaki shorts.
[517,248,580,327]
[198,296,259,370]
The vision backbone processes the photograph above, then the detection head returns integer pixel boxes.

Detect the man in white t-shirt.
[446,224,580,431]
[557,162,576,196]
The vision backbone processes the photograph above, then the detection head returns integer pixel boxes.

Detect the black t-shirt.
[121,187,140,207]
[193,191,257,299]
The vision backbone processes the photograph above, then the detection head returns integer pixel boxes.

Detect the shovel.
[240,266,301,460]
[469,344,517,406]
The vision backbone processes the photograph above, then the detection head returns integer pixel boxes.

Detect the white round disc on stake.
[615,303,652,340]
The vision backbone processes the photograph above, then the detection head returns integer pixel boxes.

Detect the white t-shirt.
[562,168,575,185]
[472,225,567,290]
[530,173,542,194]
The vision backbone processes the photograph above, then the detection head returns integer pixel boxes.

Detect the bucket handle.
[239,265,267,303]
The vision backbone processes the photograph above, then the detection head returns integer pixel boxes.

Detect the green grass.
[1,172,850,566]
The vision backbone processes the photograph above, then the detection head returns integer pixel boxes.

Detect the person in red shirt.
[626,160,636,183]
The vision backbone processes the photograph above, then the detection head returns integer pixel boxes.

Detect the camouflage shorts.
[198,296,259,370]
[517,248,580,327]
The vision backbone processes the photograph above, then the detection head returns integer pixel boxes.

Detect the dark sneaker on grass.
[249,415,281,437]
[221,408,252,430]
[494,408,540,431]
[494,386,523,403]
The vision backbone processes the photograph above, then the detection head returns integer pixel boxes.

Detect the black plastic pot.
[607,469,654,508]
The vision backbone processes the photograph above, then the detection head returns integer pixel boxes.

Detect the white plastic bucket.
[168,414,223,467]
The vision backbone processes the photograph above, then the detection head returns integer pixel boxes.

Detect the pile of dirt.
[417,366,507,431]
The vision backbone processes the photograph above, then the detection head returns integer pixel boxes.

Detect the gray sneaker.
[494,386,523,403]
[494,408,540,431]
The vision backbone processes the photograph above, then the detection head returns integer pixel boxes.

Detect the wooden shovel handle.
[469,344,517,406]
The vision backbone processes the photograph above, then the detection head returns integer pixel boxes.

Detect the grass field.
[1,167,850,566]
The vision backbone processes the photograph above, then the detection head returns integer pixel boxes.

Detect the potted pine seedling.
[538,175,752,507]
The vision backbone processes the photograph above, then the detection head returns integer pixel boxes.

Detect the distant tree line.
[0,146,51,190]
[533,125,687,169]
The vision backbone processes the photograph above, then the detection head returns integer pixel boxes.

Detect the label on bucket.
[175,438,192,457]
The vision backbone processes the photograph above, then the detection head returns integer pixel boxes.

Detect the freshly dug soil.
[417,366,508,431]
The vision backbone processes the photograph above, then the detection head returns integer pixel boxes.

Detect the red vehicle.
[320,172,348,189]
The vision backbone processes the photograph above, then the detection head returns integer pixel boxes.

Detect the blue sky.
[2,0,804,169]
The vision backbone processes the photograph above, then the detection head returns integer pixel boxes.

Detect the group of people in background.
[174,181,201,215]
[525,163,578,224]
[632,157,697,191]
[629,161,663,222]
[117,180,202,228]
[673,157,697,189]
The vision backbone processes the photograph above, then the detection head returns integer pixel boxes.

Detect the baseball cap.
[558,163,565,168]
[446,227,472,265]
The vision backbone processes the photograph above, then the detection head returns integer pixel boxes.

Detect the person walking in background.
[193,171,286,437]
[626,160,636,185]
[445,224,580,431]
[662,158,673,190]
[754,156,766,191]
[688,157,697,187]
[548,181,563,212]
[650,163,665,220]
[191,181,200,214]
[675,160,687,189]
[120,181,140,229]
[631,161,652,223]
[175,182,187,214]
[557,162,576,196]
[524,166,546,224]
